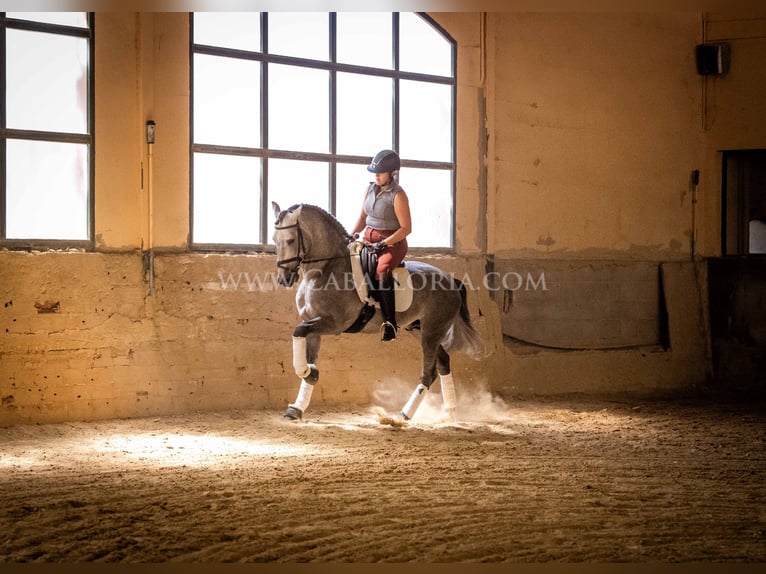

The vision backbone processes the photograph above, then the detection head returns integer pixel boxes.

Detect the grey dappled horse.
[272,202,484,423]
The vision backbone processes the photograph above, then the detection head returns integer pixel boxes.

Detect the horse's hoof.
[283,406,303,421]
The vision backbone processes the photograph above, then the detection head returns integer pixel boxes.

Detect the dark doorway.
[709,150,766,393]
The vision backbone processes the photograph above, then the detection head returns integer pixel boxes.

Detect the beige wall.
[94,13,190,251]
[486,13,705,260]
[2,11,763,425]
[94,13,142,250]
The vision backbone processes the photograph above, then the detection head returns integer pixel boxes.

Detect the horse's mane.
[294,203,352,243]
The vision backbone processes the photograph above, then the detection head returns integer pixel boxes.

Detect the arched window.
[191,12,455,249]
[0,12,93,248]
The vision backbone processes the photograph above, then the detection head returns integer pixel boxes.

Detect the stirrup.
[380,321,397,342]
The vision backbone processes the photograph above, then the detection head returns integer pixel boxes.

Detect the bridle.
[274,216,350,272]
[274,221,305,271]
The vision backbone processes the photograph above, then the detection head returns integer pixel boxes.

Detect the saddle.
[345,240,413,333]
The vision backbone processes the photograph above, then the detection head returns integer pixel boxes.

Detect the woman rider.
[350,149,412,342]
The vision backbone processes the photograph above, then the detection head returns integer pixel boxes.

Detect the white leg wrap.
[292,336,311,379]
[289,380,314,413]
[440,373,457,411]
[400,383,428,421]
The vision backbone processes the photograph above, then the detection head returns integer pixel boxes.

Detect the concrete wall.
[2,11,763,425]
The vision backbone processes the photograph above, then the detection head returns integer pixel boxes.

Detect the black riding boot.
[377,274,398,342]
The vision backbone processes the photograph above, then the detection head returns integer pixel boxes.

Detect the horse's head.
[272,202,303,287]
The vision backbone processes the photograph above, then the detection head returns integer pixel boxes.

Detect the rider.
[350,149,412,342]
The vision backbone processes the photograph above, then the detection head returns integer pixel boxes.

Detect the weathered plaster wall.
[486,13,705,261]
[94,14,142,250]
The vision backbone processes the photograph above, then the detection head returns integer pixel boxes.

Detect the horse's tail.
[442,279,486,360]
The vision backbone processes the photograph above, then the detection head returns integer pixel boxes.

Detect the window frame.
[0,12,95,251]
[189,12,457,253]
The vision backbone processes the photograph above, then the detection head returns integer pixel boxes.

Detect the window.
[191,12,455,249]
[0,12,93,246]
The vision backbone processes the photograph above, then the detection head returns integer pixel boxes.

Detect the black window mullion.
[329,12,337,215]
[193,42,453,85]
[3,17,91,39]
[86,11,95,243]
[1,129,90,144]
[392,13,400,153]
[260,12,269,245]
[188,13,195,248]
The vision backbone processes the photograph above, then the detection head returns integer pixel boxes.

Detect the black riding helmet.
[367,149,401,174]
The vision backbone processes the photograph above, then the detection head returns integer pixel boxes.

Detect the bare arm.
[381,190,412,246]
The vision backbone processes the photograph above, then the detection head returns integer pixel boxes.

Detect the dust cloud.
[370,376,511,424]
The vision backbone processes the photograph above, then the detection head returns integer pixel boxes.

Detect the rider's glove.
[371,241,387,254]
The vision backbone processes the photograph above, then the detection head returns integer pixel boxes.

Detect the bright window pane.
[268,13,328,60]
[336,12,392,69]
[6,140,88,240]
[269,65,328,153]
[7,12,88,27]
[336,163,370,231]
[749,219,766,254]
[268,159,329,240]
[402,168,452,247]
[193,54,260,148]
[337,73,392,156]
[6,29,88,134]
[193,153,261,244]
[399,13,452,77]
[194,12,261,51]
[400,80,452,162]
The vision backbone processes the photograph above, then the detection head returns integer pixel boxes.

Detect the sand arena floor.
[1,384,765,563]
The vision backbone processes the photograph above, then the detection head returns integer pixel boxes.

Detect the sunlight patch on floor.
[88,433,319,467]
[0,432,328,471]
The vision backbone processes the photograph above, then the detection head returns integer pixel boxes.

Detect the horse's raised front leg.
[284,319,322,421]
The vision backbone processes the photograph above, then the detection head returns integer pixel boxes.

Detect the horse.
[271,201,485,423]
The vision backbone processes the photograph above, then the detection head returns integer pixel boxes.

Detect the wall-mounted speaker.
[696,43,730,76]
